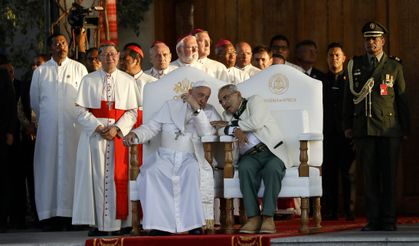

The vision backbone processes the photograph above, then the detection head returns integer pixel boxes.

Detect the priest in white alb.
[125,81,220,236]
[192,28,229,82]
[72,42,140,236]
[30,34,87,226]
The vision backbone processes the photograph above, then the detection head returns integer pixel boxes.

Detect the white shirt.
[145,65,177,79]
[198,57,229,82]
[237,64,261,77]
[227,66,250,84]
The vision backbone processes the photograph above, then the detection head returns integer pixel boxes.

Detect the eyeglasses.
[218,91,238,104]
[101,52,118,58]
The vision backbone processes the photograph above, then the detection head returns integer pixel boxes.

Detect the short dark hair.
[252,45,272,58]
[270,34,289,47]
[47,33,66,47]
[36,53,48,62]
[327,42,344,52]
[295,39,318,50]
[86,47,98,56]
[123,42,143,61]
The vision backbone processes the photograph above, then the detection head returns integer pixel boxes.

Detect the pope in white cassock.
[125,81,220,236]
[72,43,140,236]
[30,34,87,221]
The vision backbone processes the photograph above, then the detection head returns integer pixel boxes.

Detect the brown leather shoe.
[239,216,262,234]
[259,216,276,234]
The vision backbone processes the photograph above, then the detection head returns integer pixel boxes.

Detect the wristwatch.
[193,108,202,115]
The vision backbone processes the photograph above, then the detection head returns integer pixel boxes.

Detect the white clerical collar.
[133,70,144,80]
[152,67,165,75]
[100,68,118,79]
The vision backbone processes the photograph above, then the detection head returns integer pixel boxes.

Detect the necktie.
[370,57,378,69]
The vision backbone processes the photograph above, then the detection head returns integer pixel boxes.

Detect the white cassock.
[144,65,177,79]
[198,57,229,82]
[227,66,250,84]
[72,69,140,231]
[170,59,203,70]
[30,57,87,220]
[133,71,157,103]
[131,99,220,233]
[236,64,261,77]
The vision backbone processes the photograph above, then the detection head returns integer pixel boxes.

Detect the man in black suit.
[322,42,355,221]
[295,40,325,81]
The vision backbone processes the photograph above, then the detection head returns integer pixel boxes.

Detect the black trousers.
[323,134,355,217]
[354,136,400,226]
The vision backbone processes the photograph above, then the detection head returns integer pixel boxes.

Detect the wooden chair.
[129,66,227,234]
[214,64,323,233]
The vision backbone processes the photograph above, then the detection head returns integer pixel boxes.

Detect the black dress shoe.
[361,224,381,231]
[381,224,397,231]
[149,229,172,236]
[88,228,109,237]
[188,227,203,235]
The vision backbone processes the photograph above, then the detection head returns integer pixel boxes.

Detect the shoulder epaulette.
[389,56,402,64]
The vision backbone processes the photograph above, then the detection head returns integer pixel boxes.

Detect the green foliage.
[0,0,46,75]
[116,0,153,36]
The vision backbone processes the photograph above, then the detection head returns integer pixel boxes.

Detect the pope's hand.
[124,132,139,146]
[181,93,200,111]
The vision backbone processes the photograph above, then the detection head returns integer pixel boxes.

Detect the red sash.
[89,101,129,220]
[135,108,143,167]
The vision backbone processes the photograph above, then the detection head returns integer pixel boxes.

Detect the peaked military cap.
[362,21,388,37]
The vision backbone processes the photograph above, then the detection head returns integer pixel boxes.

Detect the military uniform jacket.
[343,53,410,138]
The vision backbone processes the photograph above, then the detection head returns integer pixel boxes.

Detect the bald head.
[150,42,172,70]
[235,42,252,68]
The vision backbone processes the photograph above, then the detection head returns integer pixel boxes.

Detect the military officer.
[343,21,410,231]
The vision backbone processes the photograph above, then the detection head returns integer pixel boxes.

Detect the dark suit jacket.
[323,70,347,136]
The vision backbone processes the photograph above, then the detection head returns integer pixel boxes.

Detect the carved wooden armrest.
[219,136,235,179]
[298,132,323,177]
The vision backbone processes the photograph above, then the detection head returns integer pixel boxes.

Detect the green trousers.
[238,150,286,217]
[354,136,400,226]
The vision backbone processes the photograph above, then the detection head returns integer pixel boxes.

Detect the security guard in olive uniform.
[343,21,410,231]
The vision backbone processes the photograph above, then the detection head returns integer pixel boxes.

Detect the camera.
[68,2,102,34]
